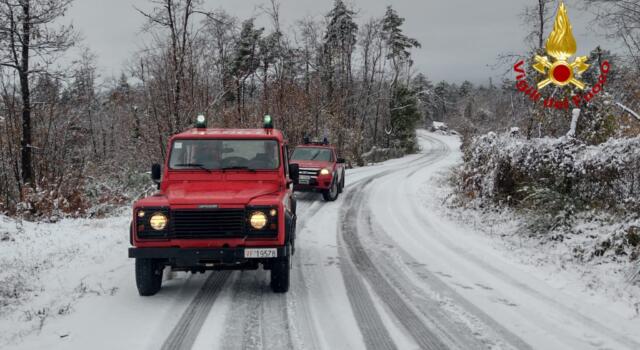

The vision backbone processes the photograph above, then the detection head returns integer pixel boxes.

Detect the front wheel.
[135,258,163,296]
[338,172,345,193]
[270,250,291,293]
[322,179,339,201]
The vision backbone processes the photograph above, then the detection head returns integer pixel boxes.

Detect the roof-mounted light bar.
[302,134,329,145]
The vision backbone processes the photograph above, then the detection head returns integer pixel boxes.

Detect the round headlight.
[320,168,330,175]
[149,213,168,230]
[250,211,268,230]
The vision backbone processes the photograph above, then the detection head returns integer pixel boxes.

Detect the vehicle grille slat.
[171,209,245,238]
[299,167,320,177]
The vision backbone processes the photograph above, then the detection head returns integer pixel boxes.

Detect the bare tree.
[137,0,198,132]
[521,0,555,51]
[587,0,640,70]
[0,0,76,186]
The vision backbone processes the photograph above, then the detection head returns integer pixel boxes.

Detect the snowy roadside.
[425,133,640,319]
[0,211,130,346]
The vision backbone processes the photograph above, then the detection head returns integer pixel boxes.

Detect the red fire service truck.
[290,137,346,201]
[128,115,298,295]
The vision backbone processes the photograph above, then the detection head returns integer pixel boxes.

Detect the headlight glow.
[320,168,330,175]
[149,213,168,230]
[137,210,145,218]
[250,211,268,229]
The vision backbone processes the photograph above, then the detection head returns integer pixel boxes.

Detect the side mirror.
[151,163,162,184]
[337,158,346,164]
[288,163,299,183]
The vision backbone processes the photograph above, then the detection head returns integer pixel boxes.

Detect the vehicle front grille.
[299,168,320,178]
[171,209,245,238]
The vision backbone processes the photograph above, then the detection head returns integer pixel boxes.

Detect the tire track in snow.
[381,133,640,349]
[400,179,640,350]
[287,196,323,350]
[160,271,231,350]
[290,141,443,350]
[365,134,531,350]
[287,195,321,350]
[371,132,639,349]
[221,270,294,350]
[220,195,321,350]
[338,133,528,349]
[338,148,451,350]
[168,133,448,350]
[362,198,531,350]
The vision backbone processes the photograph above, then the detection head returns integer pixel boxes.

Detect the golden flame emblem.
[533,2,589,89]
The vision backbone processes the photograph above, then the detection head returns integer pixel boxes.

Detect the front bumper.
[129,246,288,268]
[295,177,333,191]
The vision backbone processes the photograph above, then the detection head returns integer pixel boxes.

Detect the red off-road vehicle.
[290,139,345,201]
[128,115,299,295]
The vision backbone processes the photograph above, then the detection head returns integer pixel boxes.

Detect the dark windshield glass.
[291,147,332,162]
[169,139,280,170]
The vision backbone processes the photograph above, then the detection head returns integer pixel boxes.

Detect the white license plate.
[299,176,310,184]
[244,248,278,258]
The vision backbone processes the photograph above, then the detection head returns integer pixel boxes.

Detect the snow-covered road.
[5,131,640,350]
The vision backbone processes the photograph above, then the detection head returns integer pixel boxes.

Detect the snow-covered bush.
[458,132,640,261]
[14,168,156,221]
[461,132,640,212]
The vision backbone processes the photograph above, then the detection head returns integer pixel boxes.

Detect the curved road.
[12,131,640,350]
[155,130,640,350]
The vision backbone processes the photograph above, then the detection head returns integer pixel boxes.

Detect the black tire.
[322,178,339,201]
[291,195,297,215]
[270,249,291,293]
[135,258,163,296]
[291,216,297,255]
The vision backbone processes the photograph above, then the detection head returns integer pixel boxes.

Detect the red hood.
[291,160,332,169]
[163,181,280,206]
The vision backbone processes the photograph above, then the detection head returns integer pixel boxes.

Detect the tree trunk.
[538,0,545,50]
[19,1,32,186]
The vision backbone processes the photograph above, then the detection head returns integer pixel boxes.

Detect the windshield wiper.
[173,163,212,173]
[221,166,256,172]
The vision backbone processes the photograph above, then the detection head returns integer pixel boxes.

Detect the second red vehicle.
[290,138,346,201]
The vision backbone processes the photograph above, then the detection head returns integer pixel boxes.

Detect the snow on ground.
[440,194,640,318]
[432,135,640,317]
[0,211,130,346]
[1,130,639,350]
[368,131,640,349]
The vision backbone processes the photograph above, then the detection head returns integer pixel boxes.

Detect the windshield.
[291,147,333,162]
[169,139,280,170]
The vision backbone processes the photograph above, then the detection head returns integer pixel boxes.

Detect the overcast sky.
[67,0,611,85]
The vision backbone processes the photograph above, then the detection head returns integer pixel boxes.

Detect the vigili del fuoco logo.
[513,2,610,110]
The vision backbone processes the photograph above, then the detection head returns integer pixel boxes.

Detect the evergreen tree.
[232,19,264,120]
[433,81,450,122]
[412,73,435,124]
[323,0,358,91]
[389,84,421,152]
[381,6,421,151]
[322,0,358,152]
[382,6,421,86]
[459,81,473,97]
